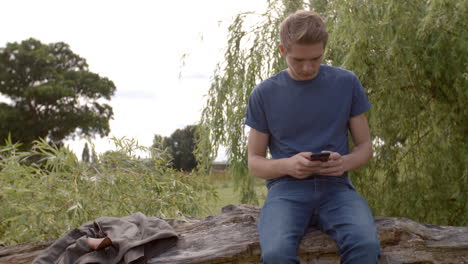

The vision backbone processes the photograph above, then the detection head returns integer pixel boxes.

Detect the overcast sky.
[0,0,266,160]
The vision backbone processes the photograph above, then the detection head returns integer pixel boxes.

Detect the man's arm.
[319,113,373,176]
[247,128,322,180]
[344,113,373,171]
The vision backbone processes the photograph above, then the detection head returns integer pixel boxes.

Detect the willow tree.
[196,0,302,204]
[197,0,467,225]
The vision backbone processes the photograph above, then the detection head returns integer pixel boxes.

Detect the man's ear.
[279,44,287,57]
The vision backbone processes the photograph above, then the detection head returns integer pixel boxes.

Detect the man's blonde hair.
[279,10,328,50]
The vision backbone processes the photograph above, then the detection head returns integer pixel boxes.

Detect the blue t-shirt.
[245,65,371,177]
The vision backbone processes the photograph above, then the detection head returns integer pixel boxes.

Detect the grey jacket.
[33,212,178,264]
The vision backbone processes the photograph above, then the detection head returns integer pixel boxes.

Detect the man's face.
[280,42,324,81]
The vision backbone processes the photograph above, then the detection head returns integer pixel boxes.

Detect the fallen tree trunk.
[0,204,467,264]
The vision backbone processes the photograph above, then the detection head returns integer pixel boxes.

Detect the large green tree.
[0,38,115,149]
[196,0,467,225]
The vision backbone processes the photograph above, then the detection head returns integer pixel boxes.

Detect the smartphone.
[310,152,330,162]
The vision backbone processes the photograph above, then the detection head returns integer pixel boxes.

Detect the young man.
[245,11,380,264]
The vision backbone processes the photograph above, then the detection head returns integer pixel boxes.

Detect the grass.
[200,171,268,217]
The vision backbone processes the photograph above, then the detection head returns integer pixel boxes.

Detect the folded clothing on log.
[33,212,178,264]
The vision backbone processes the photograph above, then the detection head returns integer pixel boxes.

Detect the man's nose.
[303,62,314,72]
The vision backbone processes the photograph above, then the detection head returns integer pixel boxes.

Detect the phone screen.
[310,153,330,162]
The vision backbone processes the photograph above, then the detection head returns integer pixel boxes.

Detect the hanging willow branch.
[195,0,302,204]
[195,0,467,226]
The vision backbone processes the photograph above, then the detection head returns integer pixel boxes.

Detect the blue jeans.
[259,176,380,264]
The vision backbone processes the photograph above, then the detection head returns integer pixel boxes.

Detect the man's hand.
[285,152,322,179]
[319,151,347,176]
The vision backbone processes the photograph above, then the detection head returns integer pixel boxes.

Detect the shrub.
[0,137,216,246]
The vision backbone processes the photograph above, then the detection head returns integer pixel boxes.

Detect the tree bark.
[0,204,467,264]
